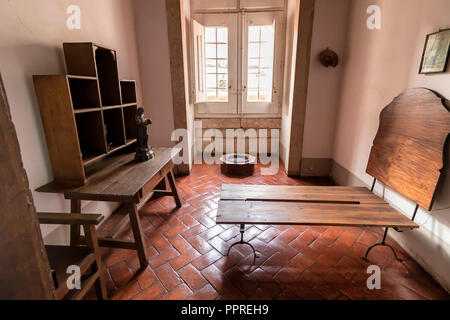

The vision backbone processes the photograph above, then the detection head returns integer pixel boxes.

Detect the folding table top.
[216,184,418,229]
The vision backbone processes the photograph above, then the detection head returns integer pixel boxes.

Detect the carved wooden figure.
[135,107,154,162]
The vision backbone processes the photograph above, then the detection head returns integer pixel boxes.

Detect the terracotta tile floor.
[95,164,449,300]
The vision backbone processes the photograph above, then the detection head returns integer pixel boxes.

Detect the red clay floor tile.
[178,264,208,290]
[97,164,449,300]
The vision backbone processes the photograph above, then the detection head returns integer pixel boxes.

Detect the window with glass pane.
[247,25,274,102]
[205,27,228,101]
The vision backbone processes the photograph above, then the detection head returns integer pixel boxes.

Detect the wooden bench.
[217,184,418,262]
[216,88,450,263]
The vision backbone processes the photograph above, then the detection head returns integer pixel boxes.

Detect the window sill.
[194,117,281,129]
[194,114,281,119]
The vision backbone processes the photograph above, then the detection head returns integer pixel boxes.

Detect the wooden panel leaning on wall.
[0,74,55,299]
[366,88,450,211]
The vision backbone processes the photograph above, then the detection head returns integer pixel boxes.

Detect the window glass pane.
[261,43,274,58]
[218,62,228,73]
[206,59,216,74]
[259,90,271,101]
[218,65,227,74]
[202,27,229,102]
[261,26,273,42]
[217,28,227,43]
[217,60,227,69]
[259,72,272,88]
[248,43,260,58]
[247,25,274,102]
[248,58,259,70]
[205,28,216,43]
[217,44,227,59]
[260,58,272,69]
[206,74,217,88]
[205,44,216,58]
[217,90,228,101]
[248,26,260,42]
[207,89,217,100]
[247,90,258,102]
[206,59,216,67]
[248,73,258,89]
[218,74,228,89]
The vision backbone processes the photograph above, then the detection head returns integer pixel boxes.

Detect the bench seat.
[216,184,418,229]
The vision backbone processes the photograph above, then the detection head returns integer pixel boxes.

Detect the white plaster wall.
[302,0,350,159]
[0,0,143,243]
[332,0,450,291]
[133,0,175,148]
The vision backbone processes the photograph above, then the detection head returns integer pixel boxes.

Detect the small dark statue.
[135,107,155,162]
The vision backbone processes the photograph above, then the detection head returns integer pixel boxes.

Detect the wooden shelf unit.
[33,42,139,186]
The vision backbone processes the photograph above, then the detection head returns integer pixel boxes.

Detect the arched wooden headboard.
[366,88,450,211]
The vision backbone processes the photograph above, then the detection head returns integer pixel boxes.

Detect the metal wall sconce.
[319,48,339,68]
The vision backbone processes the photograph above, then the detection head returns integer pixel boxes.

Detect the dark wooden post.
[0,74,55,299]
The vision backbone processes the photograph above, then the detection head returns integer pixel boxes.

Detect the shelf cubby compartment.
[68,77,101,110]
[95,46,122,107]
[103,108,126,152]
[120,80,137,104]
[123,105,138,143]
[75,111,107,163]
[63,43,97,77]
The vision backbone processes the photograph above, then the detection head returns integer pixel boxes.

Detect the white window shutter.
[193,20,206,103]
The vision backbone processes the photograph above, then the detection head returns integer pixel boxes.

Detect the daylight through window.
[205,27,228,101]
[247,25,275,102]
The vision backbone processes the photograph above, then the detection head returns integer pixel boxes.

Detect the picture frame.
[419,29,450,74]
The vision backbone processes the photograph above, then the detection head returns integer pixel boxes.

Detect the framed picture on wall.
[419,29,450,74]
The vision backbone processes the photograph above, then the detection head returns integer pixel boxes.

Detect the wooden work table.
[37,147,182,269]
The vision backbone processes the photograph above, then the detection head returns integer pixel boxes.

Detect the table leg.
[84,225,108,300]
[70,199,82,246]
[127,202,148,269]
[226,224,258,264]
[167,169,182,208]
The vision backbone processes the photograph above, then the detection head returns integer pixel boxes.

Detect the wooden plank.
[366,88,450,210]
[216,200,418,229]
[33,75,86,185]
[220,184,385,204]
[37,212,104,225]
[0,73,55,299]
[97,238,136,250]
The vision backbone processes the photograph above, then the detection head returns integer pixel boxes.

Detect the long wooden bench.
[217,184,418,229]
[215,88,450,263]
[217,184,418,262]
